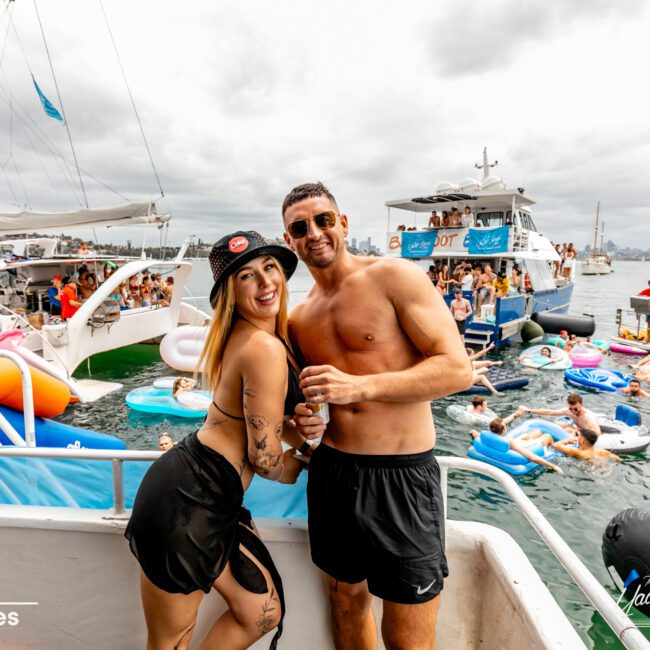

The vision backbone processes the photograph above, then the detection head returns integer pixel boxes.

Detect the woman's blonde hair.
[197,256,290,391]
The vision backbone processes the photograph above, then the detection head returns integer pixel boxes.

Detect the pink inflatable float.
[610,343,648,356]
[569,345,603,368]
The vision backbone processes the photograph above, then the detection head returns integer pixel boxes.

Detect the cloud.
[427,0,648,78]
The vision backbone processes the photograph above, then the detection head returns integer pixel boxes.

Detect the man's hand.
[293,403,327,440]
[299,365,365,404]
[278,449,304,484]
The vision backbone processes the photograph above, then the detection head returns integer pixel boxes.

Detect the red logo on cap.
[228,236,249,253]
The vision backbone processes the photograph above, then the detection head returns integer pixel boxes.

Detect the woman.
[509,267,522,294]
[562,243,576,279]
[436,263,453,295]
[125,231,309,649]
[441,210,451,227]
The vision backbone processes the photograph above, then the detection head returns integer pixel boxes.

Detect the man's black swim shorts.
[307,443,448,604]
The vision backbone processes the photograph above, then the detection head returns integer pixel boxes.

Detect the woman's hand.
[278,449,304,484]
[292,403,327,441]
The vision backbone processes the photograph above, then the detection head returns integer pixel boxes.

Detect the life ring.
[446,404,498,427]
[518,345,571,370]
[569,345,603,368]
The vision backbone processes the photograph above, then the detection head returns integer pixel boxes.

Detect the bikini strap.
[212,401,245,421]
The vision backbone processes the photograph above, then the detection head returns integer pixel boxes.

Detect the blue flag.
[624,569,640,589]
[467,226,510,255]
[32,76,64,122]
[401,230,437,258]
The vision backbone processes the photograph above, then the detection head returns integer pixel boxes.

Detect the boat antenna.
[33,0,89,208]
[98,0,165,199]
[475,146,498,180]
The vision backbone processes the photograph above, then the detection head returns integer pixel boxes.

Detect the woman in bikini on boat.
[125,231,311,649]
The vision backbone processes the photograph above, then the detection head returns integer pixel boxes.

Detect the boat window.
[475,211,504,227]
[524,258,556,292]
[519,212,536,231]
[25,244,46,258]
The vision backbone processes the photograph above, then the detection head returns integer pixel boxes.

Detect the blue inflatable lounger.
[564,368,632,393]
[467,418,570,475]
[461,367,529,395]
[125,386,212,418]
[0,404,125,450]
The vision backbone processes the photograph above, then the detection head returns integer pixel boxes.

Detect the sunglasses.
[286,211,338,239]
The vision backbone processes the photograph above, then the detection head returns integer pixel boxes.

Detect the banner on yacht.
[32,76,64,122]
[401,230,437,257]
[468,226,509,255]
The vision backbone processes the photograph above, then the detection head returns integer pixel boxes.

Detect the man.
[158,433,174,452]
[492,270,510,298]
[47,274,63,316]
[60,276,81,320]
[521,393,601,435]
[467,396,489,415]
[449,288,472,337]
[476,264,496,309]
[427,211,440,228]
[550,428,621,463]
[619,379,650,398]
[469,412,563,474]
[282,182,473,650]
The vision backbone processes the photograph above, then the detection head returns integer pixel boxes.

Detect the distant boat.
[581,202,612,275]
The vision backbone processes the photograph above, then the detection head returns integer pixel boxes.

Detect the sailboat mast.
[600,221,605,256]
[592,202,600,254]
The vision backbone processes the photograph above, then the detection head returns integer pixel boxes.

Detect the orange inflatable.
[0,358,70,417]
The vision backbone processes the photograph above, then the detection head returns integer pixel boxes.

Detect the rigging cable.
[98,0,165,198]
[33,0,89,208]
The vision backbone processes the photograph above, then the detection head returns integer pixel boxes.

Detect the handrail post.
[0,350,35,447]
[112,458,125,515]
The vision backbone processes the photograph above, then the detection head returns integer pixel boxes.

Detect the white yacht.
[0,204,209,402]
[384,149,574,349]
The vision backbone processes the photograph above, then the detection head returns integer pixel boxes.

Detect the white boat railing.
[0,446,647,648]
[0,350,35,447]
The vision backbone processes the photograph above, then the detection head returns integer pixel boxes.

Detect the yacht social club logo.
[615,569,650,623]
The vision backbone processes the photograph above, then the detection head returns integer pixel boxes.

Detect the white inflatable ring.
[160,326,208,372]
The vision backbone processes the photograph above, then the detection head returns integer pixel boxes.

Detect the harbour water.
[63,259,650,648]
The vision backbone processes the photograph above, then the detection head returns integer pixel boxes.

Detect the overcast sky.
[0,0,648,250]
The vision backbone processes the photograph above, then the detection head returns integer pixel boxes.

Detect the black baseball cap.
[208,231,298,307]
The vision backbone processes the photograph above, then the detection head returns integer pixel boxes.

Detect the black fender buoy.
[602,503,650,616]
[521,320,544,343]
[531,311,596,337]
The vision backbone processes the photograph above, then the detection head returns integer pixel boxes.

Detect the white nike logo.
[416,579,436,595]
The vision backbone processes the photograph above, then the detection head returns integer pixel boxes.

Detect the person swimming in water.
[521,393,602,435]
[158,433,174,452]
[540,346,552,358]
[548,428,621,464]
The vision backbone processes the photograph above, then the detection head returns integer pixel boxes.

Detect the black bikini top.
[213,338,304,421]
